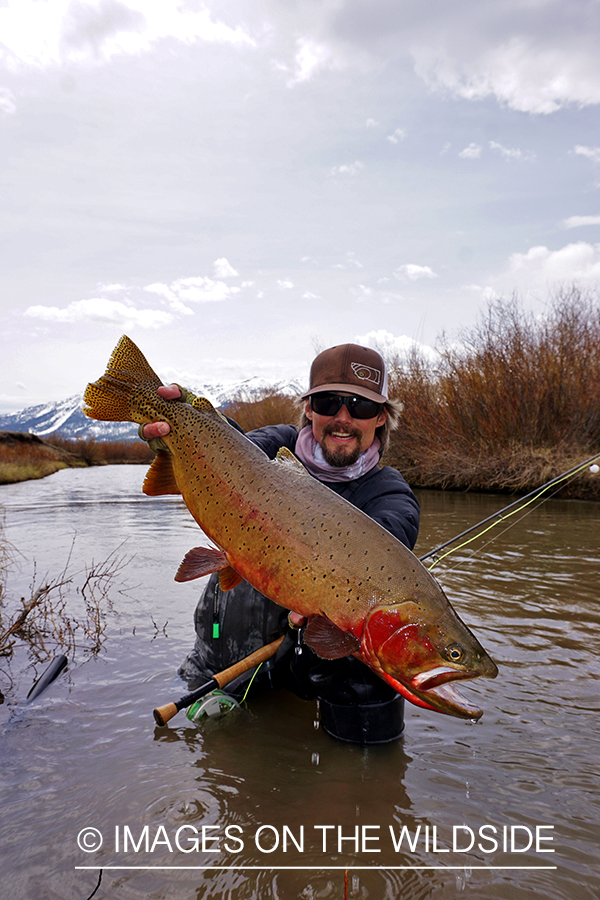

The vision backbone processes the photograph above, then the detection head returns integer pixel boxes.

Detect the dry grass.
[223,386,300,432]
[47,434,154,466]
[0,433,76,484]
[0,432,153,485]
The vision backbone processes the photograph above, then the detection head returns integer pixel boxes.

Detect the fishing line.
[83,868,102,900]
[240,662,264,704]
[438,483,567,575]
[421,452,600,570]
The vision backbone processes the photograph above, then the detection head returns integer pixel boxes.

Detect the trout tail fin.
[83,335,162,422]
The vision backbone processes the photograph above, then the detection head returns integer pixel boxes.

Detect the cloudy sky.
[2,0,600,413]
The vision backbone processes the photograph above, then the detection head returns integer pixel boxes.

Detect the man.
[142,343,420,743]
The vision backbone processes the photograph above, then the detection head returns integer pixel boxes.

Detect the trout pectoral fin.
[143,451,181,496]
[175,546,230,582]
[275,447,309,476]
[304,615,361,659]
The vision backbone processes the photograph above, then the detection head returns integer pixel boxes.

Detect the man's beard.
[320,426,363,467]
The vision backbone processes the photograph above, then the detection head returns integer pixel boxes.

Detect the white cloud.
[412,33,600,115]
[213,258,239,279]
[506,243,600,284]
[144,282,194,315]
[0,87,16,114]
[330,160,364,176]
[394,264,438,282]
[487,242,600,297]
[355,329,438,364]
[365,118,378,127]
[287,36,336,86]
[277,279,294,289]
[0,0,255,68]
[24,297,172,328]
[167,275,241,304]
[564,215,600,229]
[573,145,600,164]
[459,143,482,159]
[146,271,242,307]
[60,0,146,58]
[23,264,244,331]
[387,127,406,144]
[489,140,534,162]
[345,252,363,269]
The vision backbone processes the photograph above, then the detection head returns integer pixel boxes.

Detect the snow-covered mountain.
[0,377,305,441]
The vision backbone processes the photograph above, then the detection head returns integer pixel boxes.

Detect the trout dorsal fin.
[191,396,217,413]
[143,451,181,496]
[303,615,361,659]
[275,447,308,475]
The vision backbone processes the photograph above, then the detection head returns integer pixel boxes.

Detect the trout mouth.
[378,665,490,720]
[411,665,480,692]
[421,681,484,720]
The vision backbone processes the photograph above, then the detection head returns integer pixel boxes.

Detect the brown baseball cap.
[302,343,388,403]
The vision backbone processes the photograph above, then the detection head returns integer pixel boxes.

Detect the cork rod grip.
[153,634,285,726]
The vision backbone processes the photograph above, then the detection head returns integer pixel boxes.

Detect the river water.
[0,465,598,900]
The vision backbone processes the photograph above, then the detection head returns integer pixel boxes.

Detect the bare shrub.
[0,544,130,664]
[47,435,154,465]
[224,387,300,432]
[386,288,600,495]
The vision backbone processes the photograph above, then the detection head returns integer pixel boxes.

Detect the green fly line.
[425,453,600,571]
[240,661,264,704]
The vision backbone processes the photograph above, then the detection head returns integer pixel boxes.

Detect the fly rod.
[419,451,600,566]
[153,634,285,726]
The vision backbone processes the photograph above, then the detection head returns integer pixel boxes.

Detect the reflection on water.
[1,467,599,899]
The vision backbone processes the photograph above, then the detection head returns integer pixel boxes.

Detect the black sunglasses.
[310,393,384,420]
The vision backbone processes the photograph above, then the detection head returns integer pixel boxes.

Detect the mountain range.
[0,377,304,441]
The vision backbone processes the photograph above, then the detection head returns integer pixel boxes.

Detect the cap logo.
[351,362,381,386]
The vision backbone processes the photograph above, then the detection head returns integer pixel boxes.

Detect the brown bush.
[0,433,154,484]
[223,387,301,432]
[385,288,600,496]
[47,435,154,466]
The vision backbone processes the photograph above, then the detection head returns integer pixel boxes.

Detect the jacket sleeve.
[367,491,420,550]
[242,424,299,459]
[336,467,420,550]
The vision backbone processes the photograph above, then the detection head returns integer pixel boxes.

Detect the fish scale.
[84,335,498,719]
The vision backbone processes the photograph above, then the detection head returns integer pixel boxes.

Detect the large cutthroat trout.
[84,336,498,719]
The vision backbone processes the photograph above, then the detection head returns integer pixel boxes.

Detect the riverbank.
[0,431,153,485]
[2,427,598,501]
[383,444,600,501]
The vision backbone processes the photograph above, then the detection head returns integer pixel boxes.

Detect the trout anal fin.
[143,451,181,496]
[218,567,244,591]
[275,447,309,475]
[303,615,361,659]
[174,546,242,590]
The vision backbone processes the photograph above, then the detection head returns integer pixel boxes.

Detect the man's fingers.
[157,384,181,400]
[142,421,171,440]
[140,385,181,439]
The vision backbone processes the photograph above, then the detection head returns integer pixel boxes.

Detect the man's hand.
[288,611,307,629]
[140,384,181,440]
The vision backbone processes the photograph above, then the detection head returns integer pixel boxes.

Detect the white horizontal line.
[75,865,558,871]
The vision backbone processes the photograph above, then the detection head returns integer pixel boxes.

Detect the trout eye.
[445,644,464,663]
